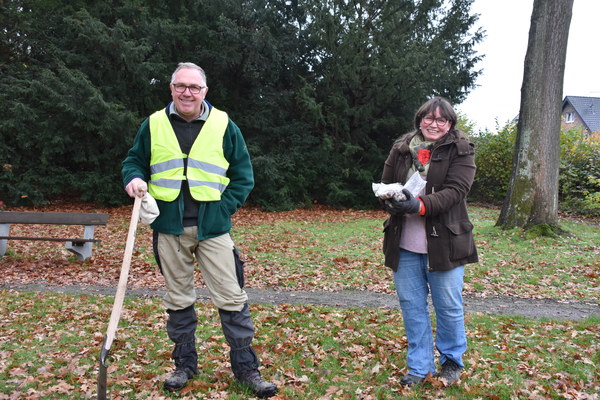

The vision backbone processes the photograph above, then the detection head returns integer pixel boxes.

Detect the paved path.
[2,283,598,321]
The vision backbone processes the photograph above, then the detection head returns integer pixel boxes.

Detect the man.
[122,62,277,398]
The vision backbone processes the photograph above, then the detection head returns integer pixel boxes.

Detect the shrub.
[470,123,517,203]
[559,128,600,214]
[470,124,599,215]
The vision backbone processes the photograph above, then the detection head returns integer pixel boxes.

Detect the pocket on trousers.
[382,217,401,269]
[233,247,245,288]
[382,218,395,254]
[447,220,474,260]
[153,230,163,274]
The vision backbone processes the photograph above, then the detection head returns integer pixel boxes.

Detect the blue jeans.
[393,249,466,377]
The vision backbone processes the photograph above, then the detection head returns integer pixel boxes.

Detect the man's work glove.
[384,189,421,216]
[140,192,159,225]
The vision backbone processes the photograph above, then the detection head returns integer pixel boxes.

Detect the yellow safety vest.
[148,107,230,202]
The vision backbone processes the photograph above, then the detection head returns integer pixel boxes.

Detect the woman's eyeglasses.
[422,115,449,126]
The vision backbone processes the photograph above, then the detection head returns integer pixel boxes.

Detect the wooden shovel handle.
[103,194,142,350]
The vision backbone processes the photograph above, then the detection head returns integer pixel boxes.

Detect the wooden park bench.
[0,211,109,261]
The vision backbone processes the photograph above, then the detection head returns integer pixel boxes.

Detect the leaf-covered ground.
[1,291,598,399]
[0,202,598,303]
[0,202,599,399]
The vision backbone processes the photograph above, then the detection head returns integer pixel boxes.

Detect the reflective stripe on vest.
[148,107,230,202]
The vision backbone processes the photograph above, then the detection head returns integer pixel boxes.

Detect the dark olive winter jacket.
[381,129,478,272]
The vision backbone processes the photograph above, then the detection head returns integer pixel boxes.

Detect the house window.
[565,112,575,123]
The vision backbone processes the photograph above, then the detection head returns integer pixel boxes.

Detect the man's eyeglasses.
[422,115,449,126]
[172,83,206,95]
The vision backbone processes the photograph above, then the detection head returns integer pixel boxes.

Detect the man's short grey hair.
[171,62,207,86]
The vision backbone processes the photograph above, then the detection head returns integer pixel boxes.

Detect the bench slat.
[0,211,108,225]
[0,236,99,243]
[0,211,108,261]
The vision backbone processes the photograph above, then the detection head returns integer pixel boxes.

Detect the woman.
[381,96,478,386]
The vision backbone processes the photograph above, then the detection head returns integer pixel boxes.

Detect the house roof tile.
[563,96,600,132]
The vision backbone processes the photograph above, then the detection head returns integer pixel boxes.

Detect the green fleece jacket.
[121,104,254,239]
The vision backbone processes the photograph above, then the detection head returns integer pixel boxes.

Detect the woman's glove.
[384,189,421,215]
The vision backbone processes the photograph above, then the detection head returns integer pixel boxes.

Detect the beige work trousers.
[157,228,248,312]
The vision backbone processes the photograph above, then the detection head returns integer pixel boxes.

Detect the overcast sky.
[457,0,600,132]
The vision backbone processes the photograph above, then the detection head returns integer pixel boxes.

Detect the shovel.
[97,191,143,400]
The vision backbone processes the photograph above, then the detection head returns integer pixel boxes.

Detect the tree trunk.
[497,0,573,230]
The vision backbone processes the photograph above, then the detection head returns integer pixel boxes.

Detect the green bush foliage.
[470,123,517,203]
[471,123,600,215]
[0,65,138,206]
[559,128,600,214]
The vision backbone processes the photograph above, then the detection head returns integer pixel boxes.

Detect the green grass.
[235,217,386,291]
[469,213,599,300]
[0,291,598,399]
[232,204,600,301]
